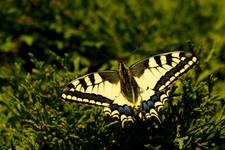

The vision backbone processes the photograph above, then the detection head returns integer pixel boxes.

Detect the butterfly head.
[119,62,130,81]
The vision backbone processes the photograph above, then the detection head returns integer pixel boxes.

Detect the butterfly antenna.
[130,43,142,54]
[100,53,111,59]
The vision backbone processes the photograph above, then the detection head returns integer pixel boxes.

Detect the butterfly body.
[118,62,139,105]
[61,51,198,126]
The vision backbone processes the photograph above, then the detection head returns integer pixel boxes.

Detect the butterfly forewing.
[62,71,121,107]
[130,51,198,93]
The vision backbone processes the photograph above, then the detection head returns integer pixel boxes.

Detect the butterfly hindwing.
[104,104,135,126]
[139,89,170,121]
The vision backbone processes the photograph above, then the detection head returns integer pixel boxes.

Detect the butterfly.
[61,51,198,126]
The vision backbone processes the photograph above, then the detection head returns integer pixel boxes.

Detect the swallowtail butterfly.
[61,51,198,126]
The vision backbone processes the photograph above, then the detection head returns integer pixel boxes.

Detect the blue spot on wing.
[142,101,154,111]
[110,104,133,115]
